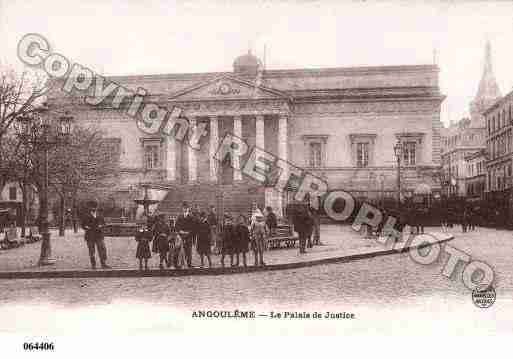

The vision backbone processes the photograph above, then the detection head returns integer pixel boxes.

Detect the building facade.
[484,89,513,192]
[464,149,487,199]
[0,181,39,224]
[441,119,486,196]
[49,52,444,217]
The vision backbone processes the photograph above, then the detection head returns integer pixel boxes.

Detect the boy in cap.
[220,214,236,267]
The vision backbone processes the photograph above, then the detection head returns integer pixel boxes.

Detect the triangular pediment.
[168,75,290,101]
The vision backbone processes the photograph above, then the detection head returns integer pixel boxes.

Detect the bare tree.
[47,125,120,235]
[0,65,49,191]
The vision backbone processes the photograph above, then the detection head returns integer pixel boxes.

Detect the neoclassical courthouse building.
[49,52,444,217]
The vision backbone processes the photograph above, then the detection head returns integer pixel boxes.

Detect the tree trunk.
[58,195,65,237]
[20,181,28,238]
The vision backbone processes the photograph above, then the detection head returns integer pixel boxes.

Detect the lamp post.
[394,141,403,208]
[379,173,386,208]
[16,104,74,266]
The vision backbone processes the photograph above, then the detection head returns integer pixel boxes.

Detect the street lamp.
[379,173,386,208]
[16,104,74,266]
[393,141,403,208]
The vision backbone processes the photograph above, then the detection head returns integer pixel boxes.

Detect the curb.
[0,234,454,280]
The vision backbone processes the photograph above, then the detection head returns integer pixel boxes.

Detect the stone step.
[155,182,266,218]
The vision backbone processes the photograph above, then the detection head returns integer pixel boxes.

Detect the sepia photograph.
[0,0,512,355]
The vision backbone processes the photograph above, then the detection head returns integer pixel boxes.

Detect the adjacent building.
[484,89,513,192]
[49,51,444,217]
[0,181,39,224]
[441,118,487,196]
[441,40,501,198]
[464,149,487,200]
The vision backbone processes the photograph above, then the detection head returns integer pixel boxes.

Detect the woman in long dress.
[220,214,236,267]
[196,212,213,268]
[235,214,250,268]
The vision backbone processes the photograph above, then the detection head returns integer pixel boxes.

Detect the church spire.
[469,40,502,126]
[474,39,501,102]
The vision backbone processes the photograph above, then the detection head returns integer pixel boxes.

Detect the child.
[220,214,236,268]
[251,212,267,266]
[135,223,152,270]
[152,214,171,269]
[235,214,250,268]
[167,216,178,268]
[196,212,213,268]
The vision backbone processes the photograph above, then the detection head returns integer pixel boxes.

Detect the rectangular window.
[403,141,416,166]
[356,142,369,168]
[144,143,161,169]
[8,187,16,201]
[101,138,122,164]
[309,142,322,168]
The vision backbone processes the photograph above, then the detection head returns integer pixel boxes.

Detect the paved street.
[0,224,448,272]
[0,225,512,334]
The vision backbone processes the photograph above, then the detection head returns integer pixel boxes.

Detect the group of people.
[80,199,321,270]
[133,202,279,270]
[440,206,479,233]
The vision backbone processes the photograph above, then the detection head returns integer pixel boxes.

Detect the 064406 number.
[23,342,55,351]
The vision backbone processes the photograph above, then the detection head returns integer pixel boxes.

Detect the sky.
[1,0,513,127]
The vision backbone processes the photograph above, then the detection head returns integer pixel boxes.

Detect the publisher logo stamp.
[472,285,496,309]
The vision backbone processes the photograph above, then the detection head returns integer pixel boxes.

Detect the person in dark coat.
[462,207,469,233]
[207,205,220,254]
[153,214,171,269]
[234,214,250,267]
[196,212,212,268]
[135,221,152,270]
[415,206,426,234]
[310,204,322,245]
[439,202,448,233]
[167,216,179,268]
[293,208,314,254]
[81,204,110,269]
[191,204,201,247]
[306,208,315,247]
[265,206,277,236]
[220,214,236,267]
[175,203,196,268]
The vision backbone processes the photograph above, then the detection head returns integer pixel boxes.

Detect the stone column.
[276,114,289,216]
[165,137,176,181]
[209,116,219,182]
[233,115,242,181]
[278,114,288,176]
[188,117,198,182]
[255,114,265,156]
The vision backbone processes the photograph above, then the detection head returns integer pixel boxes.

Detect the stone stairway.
[154,182,266,218]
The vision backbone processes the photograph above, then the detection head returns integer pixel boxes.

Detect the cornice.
[102,64,439,83]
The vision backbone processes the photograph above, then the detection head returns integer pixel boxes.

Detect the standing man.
[310,203,321,246]
[81,203,111,269]
[207,205,219,254]
[175,202,195,268]
[293,207,313,254]
[265,206,277,236]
